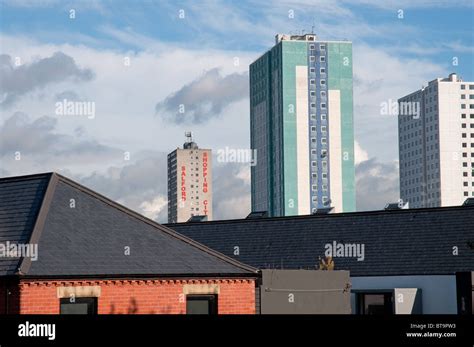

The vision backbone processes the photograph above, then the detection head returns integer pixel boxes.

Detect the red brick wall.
[17,278,256,314]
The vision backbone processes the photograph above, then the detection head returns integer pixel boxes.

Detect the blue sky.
[1,0,473,220]
[1,0,473,78]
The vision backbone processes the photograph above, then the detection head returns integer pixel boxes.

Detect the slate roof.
[166,206,474,276]
[0,173,52,276]
[0,173,257,278]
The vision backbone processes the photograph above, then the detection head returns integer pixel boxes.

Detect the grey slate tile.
[0,173,256,277]
[0,174,51,275]
[166,207,474,276]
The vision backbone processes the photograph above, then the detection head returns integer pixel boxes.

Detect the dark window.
[357,292,393,315]
[60,297,97,315]
[456,272,474,314]
[186,295,218,315]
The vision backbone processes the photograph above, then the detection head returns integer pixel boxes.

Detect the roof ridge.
[165,203,474,226]
[17,173,58,275]
[53,173,258,274]
[0,172,53,182]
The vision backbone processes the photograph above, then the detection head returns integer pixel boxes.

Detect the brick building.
[0,173,258,314]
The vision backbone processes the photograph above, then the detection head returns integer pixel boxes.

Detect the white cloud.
[0,52,93,107]
[443,41,474,54]
[0,112,123,176]
[2,0,107,13]
[340,0,474,9]
[356,158,400,211]
[0,33,257,156]
[139,196,168,221]
[235,164,251,185]
[1,0,59,7]
[354,141,369,165]
[156,68,249,124]
[213,162,251,220]
[353,43,445,161]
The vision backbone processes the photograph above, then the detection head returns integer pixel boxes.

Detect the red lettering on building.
[180,165,186,201]
[202,152,208,194]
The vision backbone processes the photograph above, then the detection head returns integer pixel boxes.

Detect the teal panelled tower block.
[250,34,355,216]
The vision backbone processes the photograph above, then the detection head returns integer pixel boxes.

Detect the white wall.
[328,90,343,213]
[351,275,457,314]
[295,66,310,215]
[438,81,463,206]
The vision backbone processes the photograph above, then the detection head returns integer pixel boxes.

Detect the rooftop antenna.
[185,131,193,143]
[311,20,316,34]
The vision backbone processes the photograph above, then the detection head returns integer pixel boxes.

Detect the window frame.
[186,294,218,315]
[60,297,98,315]
[355,291,394,315]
